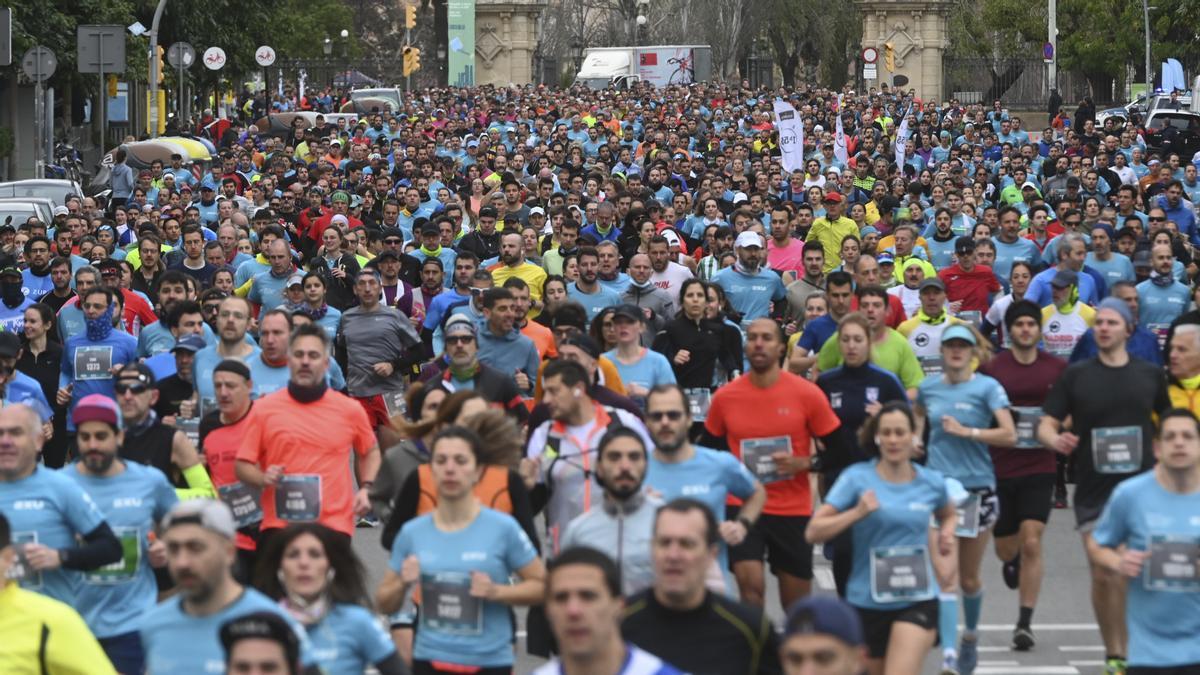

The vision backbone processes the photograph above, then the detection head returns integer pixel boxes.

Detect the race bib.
[957,310,983,328]
[1144,534,1200,592]
[8,532,41,589]
[1149,323,1169,350]
[1012,406,1043,449]
[84,526,141,584]
[382,389,408,419]
[683,388,712,422]
[955,492,982,538]
[740,436,792,485]
[275,474,322,522]
[74,345,113,381]
[918,355,944,377]
[174,417,200,449]
[219,482,264,528]
[200,397,218,418]
[420,571,484,636]
[1091,426,1143,474]
[870,545,933,603]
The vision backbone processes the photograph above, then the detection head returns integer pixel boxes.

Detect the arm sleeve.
[507,469,542,555]
[176,462,217,500]
[381,469,422,552]
[60,522,123,571]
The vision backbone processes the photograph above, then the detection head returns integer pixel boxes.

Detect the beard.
[82,450,117,474]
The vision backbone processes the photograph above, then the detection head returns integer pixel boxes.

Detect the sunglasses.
[1149,217,1167,222]
[646,410,684,421]
[445,335,475,345]
[114,381,149,395]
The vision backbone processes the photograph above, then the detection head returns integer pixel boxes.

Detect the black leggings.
[412,661,512,675]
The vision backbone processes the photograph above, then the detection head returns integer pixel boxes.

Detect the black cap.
[375,250,400,262]
[0,332,20,358]
[1050,269,1079,288]
[218,612,301,666]
[478,206,498,219]
[116,362,157,388]
[954,235,976,254]
[560,333,601,360]
[611,303,645,323]
[420,221,440,236]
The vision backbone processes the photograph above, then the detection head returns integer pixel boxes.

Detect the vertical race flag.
[893,104,912,171]
[774,98,805,174]
[834,94,850,166]
[447,0,476,86]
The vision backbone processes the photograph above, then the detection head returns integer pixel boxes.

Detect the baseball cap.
[162,499,237,539]
[918,277,946,293]
[171,334,206,354]
[941,323,978,345]
[1020,180,1039,191]
[0,332,19,358]
[420,220,441,236]
[219,612,301,666]
[783,596,864,647]
[823,191,845,203]
[374,250,400,263]
[52,205,69,217]
[71,394,122,430]
[444,315,477,339]
[528,206,546,217]
[0,266,21,279]
[876,252,895,265]
[117,362,158,388]
[1050,269,1078,288]
[661,229,681,247]
[734,231,764,249]
[611,304,644,323]
[559,333,601,360]
[954,235,976,254]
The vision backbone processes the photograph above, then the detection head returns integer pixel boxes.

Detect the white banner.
[894,106,911,170]
[773,99,805,174]
[834,94,850,166]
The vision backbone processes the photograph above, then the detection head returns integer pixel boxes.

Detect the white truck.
[574,45,712,89]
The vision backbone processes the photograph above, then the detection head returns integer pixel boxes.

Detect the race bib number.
[420,572,484,636]
[1091,426,1143,474]
[174,417,200,449]
[1012,406,1043,449]
[382,389,408,419]
[918,355,944,377]
[683,388,712,422]
[870,545,933,603]
[1144,534,1200,592]
[219,482,264,527]
[740,436,792,485]
[84,526,141,584]
[8,532,41,588]
[955,492,982,538]
[74,346,113,381]
[275,474,322,522]
[957,310,983,328]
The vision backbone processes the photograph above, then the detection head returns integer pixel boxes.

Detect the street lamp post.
[323,37,332,89]
[636,0,649,46]
[1142,0,1152,91]
[570,39,584,81]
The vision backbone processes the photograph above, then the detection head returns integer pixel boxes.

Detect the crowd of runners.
[0,79,1199,675]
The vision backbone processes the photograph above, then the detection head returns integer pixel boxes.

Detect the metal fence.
[943,57,1092,109]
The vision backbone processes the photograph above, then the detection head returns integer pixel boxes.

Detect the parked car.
[1143,109,1200,160]
[0,198,55,228]
[0,179,83,209]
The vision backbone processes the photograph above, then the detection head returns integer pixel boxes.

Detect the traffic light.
[107,74,118,98]
[404,4,417,29]
[155,44,165,84]
[884,42,895,72]
[402,46,421,76]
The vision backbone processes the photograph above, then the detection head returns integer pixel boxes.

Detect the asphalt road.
[352,488,1108,675]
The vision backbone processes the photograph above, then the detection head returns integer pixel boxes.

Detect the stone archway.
[858,0,952,100]
[471,0,546,86]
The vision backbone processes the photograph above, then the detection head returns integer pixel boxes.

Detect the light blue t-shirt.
[826,461,949,610]
[139,587,316,674]
[60,331,140,430]
[1093,471,1200,668]
[64,461,178,638]
[247,354,346,398]
[137,321,218,358]
[1137,279,1191,337]
[645,446,757,582]
[568,283,622,322]
[917,373,1010,489]
[1086,253,1135,291]
[711,266,786,325]
[192,344,261,412]
[306,603,396,673]
[390,508,538,667]
[603,348,676,405]
[990,237,1042,282]
[0,465,107,603]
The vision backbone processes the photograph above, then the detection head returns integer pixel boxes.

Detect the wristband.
[360,481,374,489]
[737,516,755,531]
[971,427,980,439]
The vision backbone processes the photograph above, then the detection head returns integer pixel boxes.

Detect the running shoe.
[1002,553,1021,590]
[939,652,959,675]
[1054,486,1068,509]
[958,636,978,675]
[356,514,380,528]
[1104,658,1126,675]
[1011,625,1035,651]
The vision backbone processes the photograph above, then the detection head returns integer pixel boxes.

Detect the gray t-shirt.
[338,305,420,396]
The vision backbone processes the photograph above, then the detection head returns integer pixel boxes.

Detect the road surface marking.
[975,668,1079,674]
[1058,646,1104,652]
[976,623,1098,631]
[1068,661,1105,668]
[813,567,835,590]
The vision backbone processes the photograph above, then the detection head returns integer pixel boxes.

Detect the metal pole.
[98,36,105,151]
[45,87,53,170]
[34,80,43,178]
[405,26,411,92]
[148,0,169,138]
[1048,0,1057,93]
[1143,0,1152,91]
[177,52,183,123]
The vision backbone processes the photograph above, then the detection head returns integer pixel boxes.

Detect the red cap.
[823,191,845,203]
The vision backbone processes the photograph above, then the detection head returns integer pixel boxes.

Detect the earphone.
[573,389,582,398]
[874,436,882,447]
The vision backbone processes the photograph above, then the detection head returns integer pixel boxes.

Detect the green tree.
[763,0,859,87]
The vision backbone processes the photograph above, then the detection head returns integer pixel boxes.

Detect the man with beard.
[713,232,786,325]
[137,270,209,358]
[623,253,675,343]
[458,206,502,261]
[58,286,139,426]
[644,384,766,596]
[139,500,319,673]
[19,236,54,299]
[490,231,547,310]
[561,428,664,596]
[0,264,34,333]
[568,247,623,321]
[64,394,178,674]
[476,287,540,397]
[36,256,74,314]
[647,236,694,299]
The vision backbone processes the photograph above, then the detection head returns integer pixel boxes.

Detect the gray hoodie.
[622,281,675,345]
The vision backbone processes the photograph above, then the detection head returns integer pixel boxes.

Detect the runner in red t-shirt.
[939,236,1001,315]
[705,317,847,610]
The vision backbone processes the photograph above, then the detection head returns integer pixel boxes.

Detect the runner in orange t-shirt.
[705,317,846,611]
[235,323,380,541]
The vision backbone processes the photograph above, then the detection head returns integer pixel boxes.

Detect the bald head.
[0,404,44,480]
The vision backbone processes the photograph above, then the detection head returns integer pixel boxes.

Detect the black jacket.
[652,316,743,389]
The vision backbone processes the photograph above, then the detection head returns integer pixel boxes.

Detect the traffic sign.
[864,63,877,80]
[1043,42,1054,61]
[862,47,879,64]
[167,42,195,69]
[21,46,56,83]
[255,45,276,67]
[76,25,125,74]
[0,8,11,67]
[202,47,226,70]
